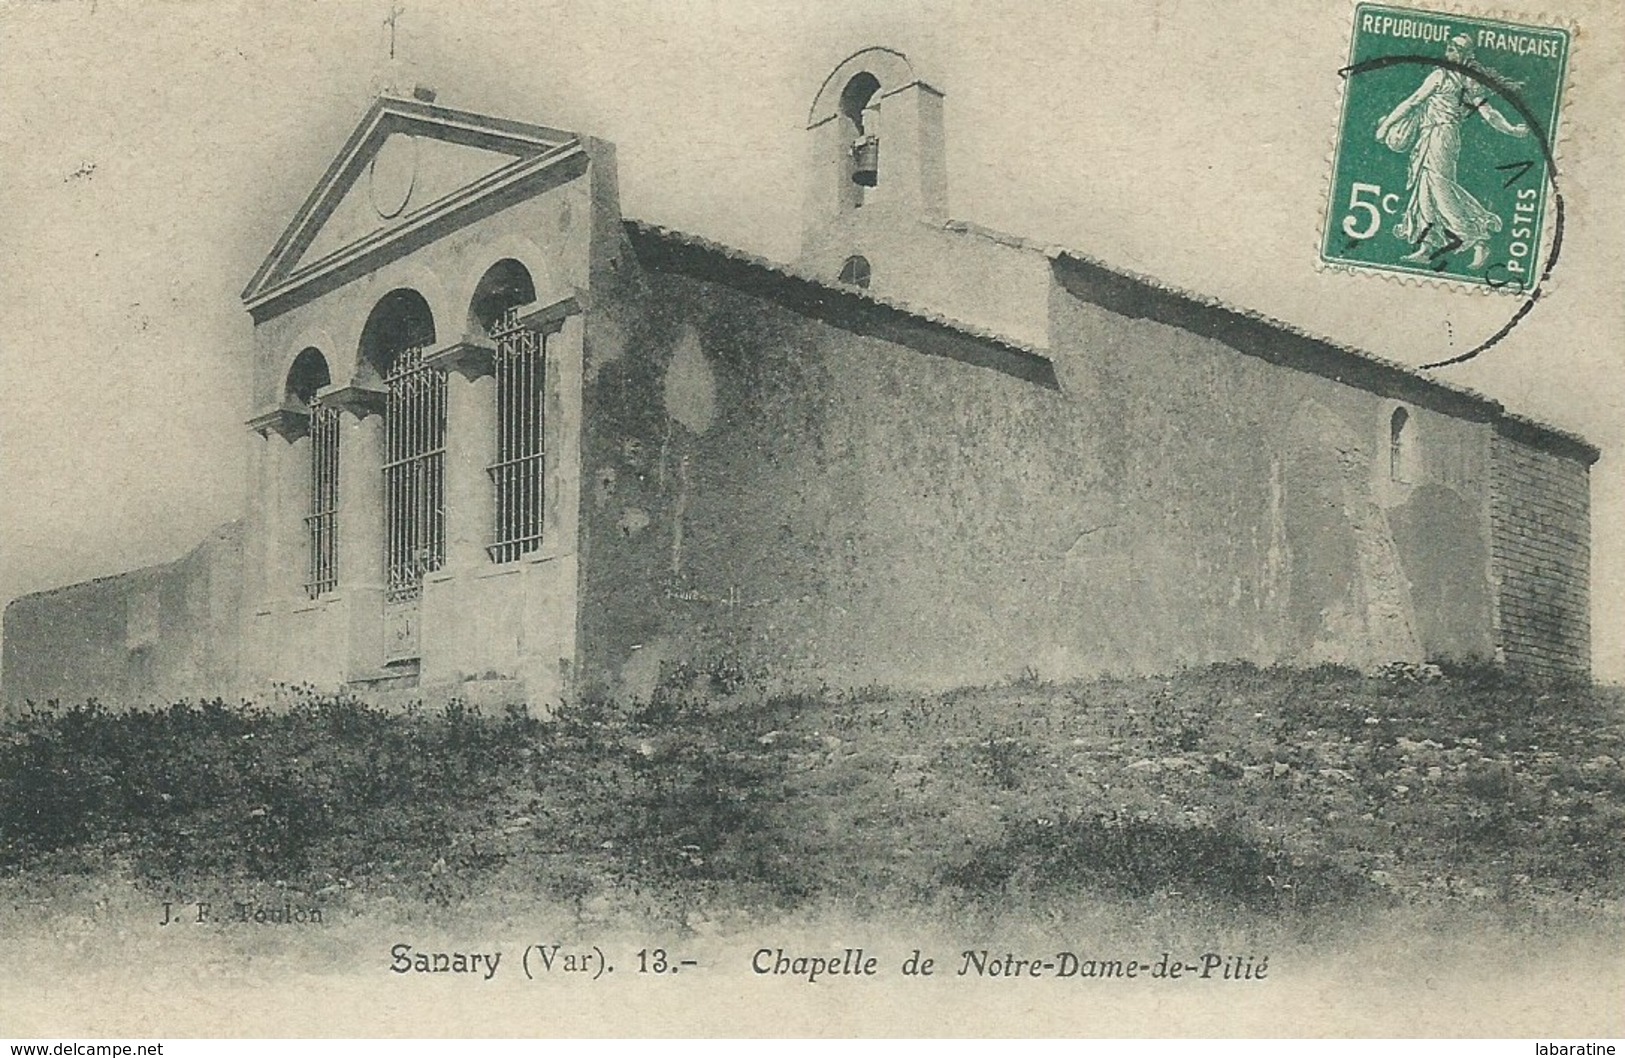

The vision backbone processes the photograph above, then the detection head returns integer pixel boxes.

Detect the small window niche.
[839,255,872,289]
[1389,406,1420,484]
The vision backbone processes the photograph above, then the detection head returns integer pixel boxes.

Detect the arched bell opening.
[840,72,882,204]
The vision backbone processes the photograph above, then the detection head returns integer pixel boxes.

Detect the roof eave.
[1048,249,1598,466]
[624,220,1057,389]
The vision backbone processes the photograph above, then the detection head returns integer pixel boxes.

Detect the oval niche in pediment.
[368,133,419,220]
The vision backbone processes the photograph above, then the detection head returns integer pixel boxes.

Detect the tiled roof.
[626,218,1599,464]
[945,218,1597,465]
[624,220,1045,359]
[1036,233,1597,464]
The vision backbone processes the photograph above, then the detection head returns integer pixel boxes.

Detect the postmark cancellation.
[1322,3,1571,291]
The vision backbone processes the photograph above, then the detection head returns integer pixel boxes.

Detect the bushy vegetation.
[0,682,802,910]
[2,662,1621,920]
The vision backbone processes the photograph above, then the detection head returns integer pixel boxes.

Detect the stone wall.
[2,522,244,712]
[578,235,1084,698]
[1491,430,1591,677]
[1049,255,1504,674]
[574,228,1517,701]
[4,211,1594,709]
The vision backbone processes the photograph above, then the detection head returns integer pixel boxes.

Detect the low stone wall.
[2,522,244,712]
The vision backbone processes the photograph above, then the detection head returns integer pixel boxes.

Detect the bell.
[851,135,879,187]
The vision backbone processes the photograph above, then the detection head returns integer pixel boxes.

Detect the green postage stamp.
[1322,4,1570,290]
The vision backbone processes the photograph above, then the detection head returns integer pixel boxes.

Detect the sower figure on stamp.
[1375,34,1528,270]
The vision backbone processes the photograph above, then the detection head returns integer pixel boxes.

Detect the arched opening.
[802,47,942,244]
[840,72,882,205]
[469,260,547,562]
[839,255,872,289]
[285,348,338,598]
[284,347,331,409]
[359,288,436,384]
[468,258,537,336]
[360,289,444,603]
[1390,406,1412,483]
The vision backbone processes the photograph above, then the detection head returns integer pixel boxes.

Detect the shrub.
[945,814,1372,912]
[1,662,1620,914]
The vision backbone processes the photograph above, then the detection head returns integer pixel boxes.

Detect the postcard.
[0,0,1621,1040]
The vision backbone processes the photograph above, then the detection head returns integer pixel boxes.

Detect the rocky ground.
[3,661,1621,923]
[3,662,1623,1035]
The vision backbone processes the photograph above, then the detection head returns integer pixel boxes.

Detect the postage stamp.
[1321,3,1571,291]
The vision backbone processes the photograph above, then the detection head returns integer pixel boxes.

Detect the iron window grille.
[487,306,546,562]
[383,343,447,601]
[304,398,340,599]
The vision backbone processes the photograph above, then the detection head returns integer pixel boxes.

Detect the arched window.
[840,72,881,206]
[470,260,544,562]
[361,290,441,602]
[286,348,337,598]
[1390,406,1412,483]
[838,255,872,289]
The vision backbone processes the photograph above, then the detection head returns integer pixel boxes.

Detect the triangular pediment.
[243,97,580,313]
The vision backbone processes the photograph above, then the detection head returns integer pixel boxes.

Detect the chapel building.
[1,49,1598,711]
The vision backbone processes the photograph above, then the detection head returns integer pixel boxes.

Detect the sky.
[1,0,1621,677]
